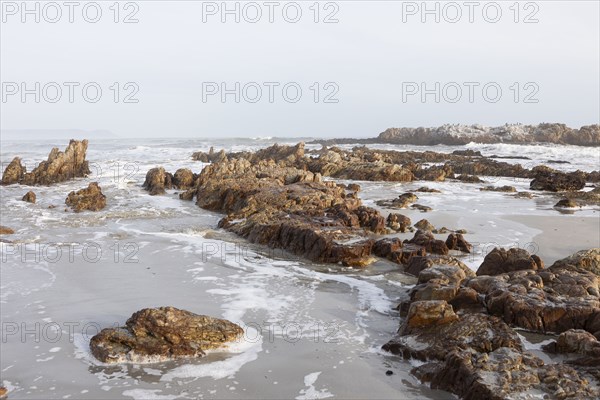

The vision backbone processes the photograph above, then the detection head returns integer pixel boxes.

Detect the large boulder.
[90,307,244,364]
[476,247,543,276]
[549,248,600,276]
[143,167,173,195]
[65,182,106,212]
[173,168,195,190]
[1,157,25,185]
[386,213,411,232]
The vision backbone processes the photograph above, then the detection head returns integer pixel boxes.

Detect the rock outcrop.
[65,182,106,212]
[90,307,244,363]
[142,167,173,195]
[0,226,14,235]
[1,157,25,185]
[2,140,90,186]
[383,248,600,400]
[530,166,587,192]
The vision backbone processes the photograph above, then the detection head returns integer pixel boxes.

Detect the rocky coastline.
[310,123,600,147]
[1,138,598,399]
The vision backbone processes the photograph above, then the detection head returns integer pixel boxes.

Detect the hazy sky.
[1,0,599,138]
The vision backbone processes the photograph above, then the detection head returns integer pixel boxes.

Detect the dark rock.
[480,185,516,192]
[412,186,441,193]
[90,307,244,364]
[445,233,472,253]
[386,213,411,232]
[372,238,402,258]
[406,230,449,255]
[411,204,432,212]
[65,182,106,212]
[543,329,600,357]
[347,183,361,192]
[530,166,586,192]
[389,244,426,265]
[455,174,484,183]
[555,198,579,208]
[22,191,36,203]
[476,247,543,276]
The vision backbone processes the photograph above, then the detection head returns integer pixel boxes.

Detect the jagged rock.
[17,140,91,185]
[386,213,411,232]
[530,166,586,192]
[173,168,195,190]
[90,307,244,364]
[65,182,106,212]
[377,123,600,147]
[405,255,473,278]
[372,238,403,259]
[414,219,434,231]
[143,167,173,195]
[550,248,600,276]
[476,247,543,276]
[445,233,472,253]
[389,244,426,265]
[452,149,482,157]
[1,157,25,185]
[543,329,600,357]
[22,191,36,203]
[194,158,384,265]
[406,230,449,255]
[400,300,459,334]
[179,188,195,201]
[0,226,14,235]
[480,185,516,192]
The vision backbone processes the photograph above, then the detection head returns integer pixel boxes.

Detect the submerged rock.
[90,307,244,364]
[0,226,14,235]
[555,198,579,208]
[65,182,106,212]
[22,191,36,203]
[480,185,516,192]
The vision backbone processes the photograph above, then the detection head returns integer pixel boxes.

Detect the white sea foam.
[296,372,333,400]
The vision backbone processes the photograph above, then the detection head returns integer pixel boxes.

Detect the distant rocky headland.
[311,123,600,147]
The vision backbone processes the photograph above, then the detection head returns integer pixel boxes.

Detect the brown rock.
[20,140,91,185]
[22,190,36,203]
[445,233,472,253]
[480,185,516,192]
[530,167,586,192]
[173,168,195,190]
[1,157,25,185]
[389,244,426,265]
[143,167,172,195]
[555,198,579,208]
[476,247,542,276]
[414,219,434,231]
[386,213,411,232]
[401,300,459,334]
[90,307,244,364]
[65,182,106,212]
[543,329,600,357]
[0,226,14,235]
[372,238,403,258]
[406,230,449,255]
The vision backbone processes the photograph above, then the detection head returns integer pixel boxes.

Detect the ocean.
[1,137,598,399]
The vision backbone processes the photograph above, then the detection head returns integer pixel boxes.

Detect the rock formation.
[90,307,244,363]
[65,182,106,212]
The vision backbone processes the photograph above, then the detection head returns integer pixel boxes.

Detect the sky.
[1,0,599,138]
